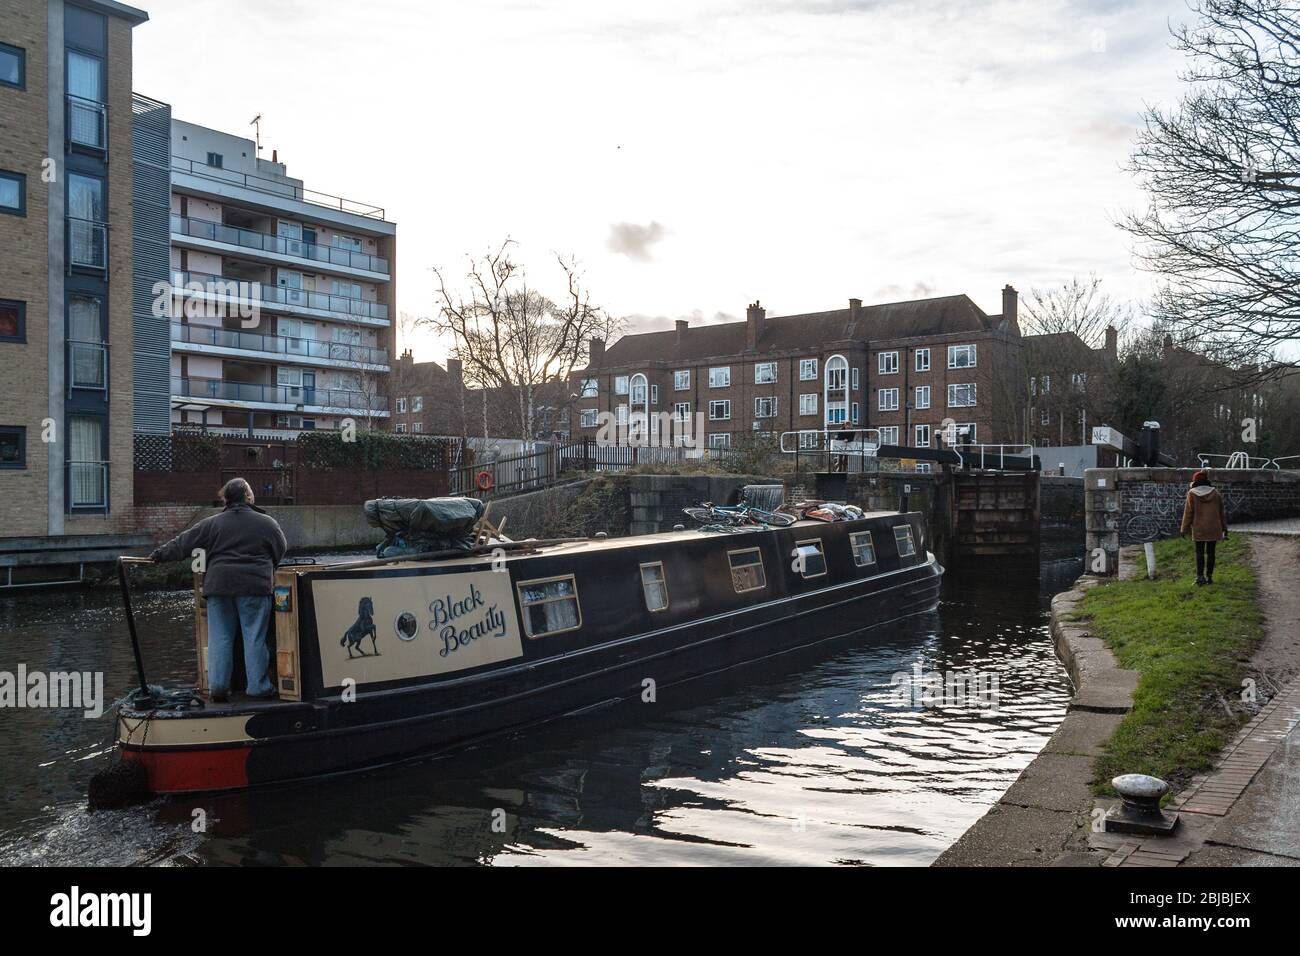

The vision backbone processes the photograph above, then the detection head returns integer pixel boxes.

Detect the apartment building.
[571,289,1023,453]
[167,120,396,436]
[389,351,570,441]
[0,0,150,571]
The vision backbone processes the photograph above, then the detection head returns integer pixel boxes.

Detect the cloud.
[607,221,669,262]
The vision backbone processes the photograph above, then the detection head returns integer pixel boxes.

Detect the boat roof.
[289,512,909,574]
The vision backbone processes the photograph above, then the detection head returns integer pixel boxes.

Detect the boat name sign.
[311,569,524,688]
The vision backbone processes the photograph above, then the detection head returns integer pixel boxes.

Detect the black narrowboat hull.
[117,514,942,793]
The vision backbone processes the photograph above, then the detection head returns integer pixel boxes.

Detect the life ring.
[475,470,494,491]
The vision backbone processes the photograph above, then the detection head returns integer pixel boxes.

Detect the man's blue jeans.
[206,595,274,697]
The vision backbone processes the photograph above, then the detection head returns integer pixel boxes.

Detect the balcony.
[68,218,107,271]
[68,339,108,392]
[171,157,386,219]
[67,460,109,512]
[170,323,389,368]
[171,215,390,276]
[172,376,389,415]
[172,270,390,323]
[66,94,106,152]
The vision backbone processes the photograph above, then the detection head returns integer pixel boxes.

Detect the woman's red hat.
[1191,469,1208,483]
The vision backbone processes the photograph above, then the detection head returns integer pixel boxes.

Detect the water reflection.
[0,551,1079,866]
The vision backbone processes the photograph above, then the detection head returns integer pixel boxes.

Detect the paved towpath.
[1096,534,1300,867]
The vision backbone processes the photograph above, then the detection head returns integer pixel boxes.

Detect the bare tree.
[999,276,1130,446]
[1120,0,1300,377]
[427,241,622,439]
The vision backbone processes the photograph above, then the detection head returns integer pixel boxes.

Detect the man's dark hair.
[220,477,252,505]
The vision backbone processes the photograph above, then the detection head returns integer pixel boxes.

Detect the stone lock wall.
[1086,468,1300,574]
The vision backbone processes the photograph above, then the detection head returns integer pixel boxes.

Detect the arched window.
[628,373,650,443]
[824,355,848,425]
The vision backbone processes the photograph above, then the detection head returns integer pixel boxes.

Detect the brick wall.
[0,0,50,537]
[133,503,213,544]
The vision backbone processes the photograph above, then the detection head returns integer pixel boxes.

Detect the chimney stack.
[589,337,605,366]
[447,357,463,382]
[746,300,766,351]
[675,319,688,344]
[1001,284,1019,330]
[1105,325,1119,356]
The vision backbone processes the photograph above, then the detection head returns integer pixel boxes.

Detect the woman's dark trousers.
[1195,540,1217,581]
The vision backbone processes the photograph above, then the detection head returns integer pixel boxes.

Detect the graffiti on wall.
[1112,481,1263,541]
[1119,481,1249,544]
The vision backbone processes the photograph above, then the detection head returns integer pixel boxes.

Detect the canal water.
[0,549,1080,866]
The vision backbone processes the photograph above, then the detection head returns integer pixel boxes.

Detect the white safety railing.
[779,428,881,456]
[1196,451,1275,470]
[953,444,1036,471]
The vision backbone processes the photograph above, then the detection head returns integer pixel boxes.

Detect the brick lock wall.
[1085,468,1300,574]
[0,0,50,537]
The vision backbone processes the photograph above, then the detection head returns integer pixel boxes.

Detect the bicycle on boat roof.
[682,501,797,528]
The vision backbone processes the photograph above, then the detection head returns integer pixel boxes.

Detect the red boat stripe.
[123,746,251,793]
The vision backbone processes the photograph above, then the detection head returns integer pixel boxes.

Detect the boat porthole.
[394,611,420,641]
[294,720,303,731]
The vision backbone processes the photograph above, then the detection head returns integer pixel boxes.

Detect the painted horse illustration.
[341,596,379,658]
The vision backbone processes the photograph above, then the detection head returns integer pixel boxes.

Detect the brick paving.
[1113,679,1300,866]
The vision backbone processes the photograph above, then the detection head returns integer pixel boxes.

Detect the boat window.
[517,575,582,638]
[640,562,669,612]
[894,525,916,557]
[728,548,767,593]
[793,539,827,578]
[850,531,876,567]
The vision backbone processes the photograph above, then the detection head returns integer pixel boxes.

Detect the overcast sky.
[134,0,1194,361]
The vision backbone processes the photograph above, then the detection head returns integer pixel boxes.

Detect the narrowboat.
[112,510,942,794]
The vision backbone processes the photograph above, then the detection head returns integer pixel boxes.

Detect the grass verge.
[1069,535,1264,794]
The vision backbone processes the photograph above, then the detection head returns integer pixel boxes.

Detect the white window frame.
[851,402,860,424]
[851,367,860,390]
[709,400,731,420]
[850,531,876,567]
[793,539,828,579]
[915,348,930,372]
[879,425,899,444]
[727,547,767,593]
[894,525,917,557]
[755,362,777,384]
[754,396,777,419]
[396,397,407,413]
[878,351,899,375]
[673,401,690,421]
[878,388,900,412]
[640,561,670,613]
[915,385,930,410]
[580,408,598,428]
[799,358,818,381]
[915,424,930,447]
[674,369,690,390]
[947,383,977,408]
[580,378,598,398]
[709,366,731,388]
[708,432,731,449]
[517,574,583,639]
[411,396,423,412]
[799,393,818,416]
[948,344,977,369]
[614,375,629,395]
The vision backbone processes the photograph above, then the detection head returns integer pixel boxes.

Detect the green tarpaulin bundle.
[364,496,486,557]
